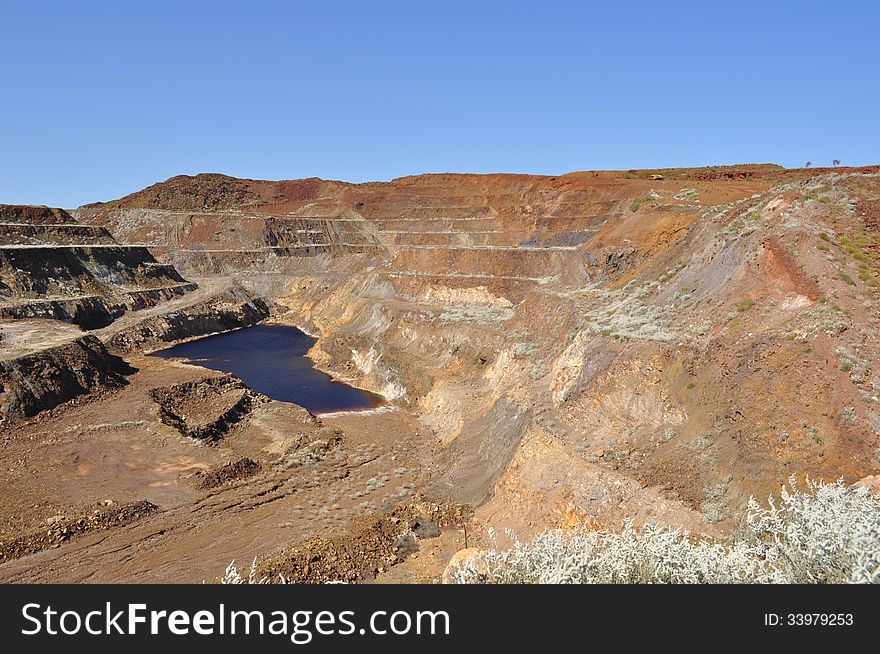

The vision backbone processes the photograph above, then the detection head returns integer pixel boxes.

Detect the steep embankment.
[0,328,134,418]
[0,205,272,420]
[97,283,269,354]
[78,166,880,537]
[0,204,196,328]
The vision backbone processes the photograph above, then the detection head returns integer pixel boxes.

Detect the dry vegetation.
[446,480,880,584]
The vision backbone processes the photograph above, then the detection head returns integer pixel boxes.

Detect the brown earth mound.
[91,174,266,212]
[191,457,262,490]
[0,500,158,564]
[0,204,76,225]
[257,499,470,583]
[149,374,266,442]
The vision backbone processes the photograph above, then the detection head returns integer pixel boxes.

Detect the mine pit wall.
[268,204,878,519]
[0,244,185,290]
[0,335,133,420]
[99,285,270,354]
[0,205,205,330]
[72,207,385,269]
[0,283,197,330]
[0,244,195,328]
[270,260,582,509]
[0,245,186,296]
[0,222,116,246]
[74,172,880,522]
[74,202,632,508]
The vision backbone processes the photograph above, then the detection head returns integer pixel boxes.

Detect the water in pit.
[152,324,383,414]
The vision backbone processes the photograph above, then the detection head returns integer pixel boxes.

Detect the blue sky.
[2,1,878,207]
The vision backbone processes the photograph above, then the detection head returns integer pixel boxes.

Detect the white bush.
[745,479,880,584]
[219,559,341,585]
[219,558,276,584]
[451,479,880,584]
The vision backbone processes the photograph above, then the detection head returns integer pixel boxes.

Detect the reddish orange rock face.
[1,164,879,582]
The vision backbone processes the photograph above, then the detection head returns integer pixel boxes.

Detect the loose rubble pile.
[149,375,265,442]
[192,457,262,489]
[0,500,158,564]
[256,500,470,583]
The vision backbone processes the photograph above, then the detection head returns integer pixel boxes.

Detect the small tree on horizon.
[805,161,813,168]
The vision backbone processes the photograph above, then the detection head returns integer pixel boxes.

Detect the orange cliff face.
[73,164,880,535]
[3,164,875,583]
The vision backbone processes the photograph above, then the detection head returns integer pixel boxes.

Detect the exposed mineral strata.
[0,204,195,329]
[1,164,879,583]
[0,334,133,418]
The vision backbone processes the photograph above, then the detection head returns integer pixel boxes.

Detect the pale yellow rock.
[440,547,486,584]
[855,475,880,496]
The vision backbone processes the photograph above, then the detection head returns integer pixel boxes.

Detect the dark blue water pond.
[152,324,383,414]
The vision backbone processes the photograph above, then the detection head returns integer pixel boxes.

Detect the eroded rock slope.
[1,164,879,583]
[79,166,880,536]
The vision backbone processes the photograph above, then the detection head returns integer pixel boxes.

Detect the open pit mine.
[1,164,879,583]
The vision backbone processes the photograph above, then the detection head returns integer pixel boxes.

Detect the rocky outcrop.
[80,167,880,527]
[256,500,469,583]
[0,204,196,329]
[0,500,158,564]
[149,374,264,442]
[441,547,487,584]
[191,458,262,490]
[0,204,75,225]
[0,295,118,330]
[0,335,134,418]
[101,285,270,353]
